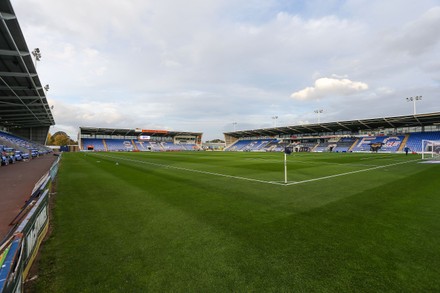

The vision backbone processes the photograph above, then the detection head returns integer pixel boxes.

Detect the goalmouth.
[421,140,440,160]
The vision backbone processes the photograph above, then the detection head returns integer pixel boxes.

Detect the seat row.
[225,131,440,153]
[0,131,52,167]
[81,138,198,152]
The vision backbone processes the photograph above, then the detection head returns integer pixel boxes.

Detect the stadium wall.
[11,126,50,146]
[0,156,61,293]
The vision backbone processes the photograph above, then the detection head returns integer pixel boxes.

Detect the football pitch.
[35,151,440,292]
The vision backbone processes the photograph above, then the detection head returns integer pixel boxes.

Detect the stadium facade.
[224,112,440,153]
[78,127,203,152]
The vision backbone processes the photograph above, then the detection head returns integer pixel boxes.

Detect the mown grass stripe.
[286,158,420,185]
[92,153,285,186]
[34,152,440,292]
[92,152,419,187]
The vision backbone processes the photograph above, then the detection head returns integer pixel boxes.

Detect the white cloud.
[385,6,440,56]
[291,77,369,101]
[376,87,395,95]
[11,0,440,140]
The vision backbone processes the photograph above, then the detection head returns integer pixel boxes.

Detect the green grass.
[35,151,440,292]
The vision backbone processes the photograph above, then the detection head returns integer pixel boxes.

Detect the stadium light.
[272,116,278,127]
[314,109,323,124]
[43,84,53,111]
[232,122,237,132]
[32,48,41,68]
[406,96,422,115]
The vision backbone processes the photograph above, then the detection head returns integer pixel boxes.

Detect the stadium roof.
[79,127,203,137]
[224,112,440,138]
[0,0,54,129]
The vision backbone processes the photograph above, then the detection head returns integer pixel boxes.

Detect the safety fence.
[0,155,61,293]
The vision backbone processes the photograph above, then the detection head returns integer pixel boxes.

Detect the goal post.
[421,140,440,160]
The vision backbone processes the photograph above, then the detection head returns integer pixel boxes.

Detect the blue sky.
[13,0,440,140]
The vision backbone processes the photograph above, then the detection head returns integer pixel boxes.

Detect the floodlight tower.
[272,116,278,127]
[406,96,422,115]
[314,109,323,124]
[32,48,41,69]
[232,122,237,132]
[43,84,53,112]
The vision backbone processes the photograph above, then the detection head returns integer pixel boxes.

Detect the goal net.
[421,140,440,160]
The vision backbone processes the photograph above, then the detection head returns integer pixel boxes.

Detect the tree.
[206,139,225,143]
[46,132,53,145]
[50,131,77,146]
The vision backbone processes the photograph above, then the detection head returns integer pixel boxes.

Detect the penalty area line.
[92,153,286,186]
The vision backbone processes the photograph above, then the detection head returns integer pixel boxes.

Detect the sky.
[12,0,440,141]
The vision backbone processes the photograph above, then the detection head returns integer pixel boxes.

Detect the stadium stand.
[0,131,51,154]
[224,131,440,154]
[314,142,333,152]
[296,142,317,152]
[225,140,251,151]
[265,140,285,152]
[225,139,277,151]
[145,141,164,152]
[348,135,405,152]
[405,131,440,153]
[105,139,135,151]
[81,138,106,151]
[224,113,440,154]
[182,144,197,151]
[135,140,153,151]
[79,128,202,152]
[333,137,357,152]
[380,136,405,152]
[162,141,185,151]
[80,138,199,152]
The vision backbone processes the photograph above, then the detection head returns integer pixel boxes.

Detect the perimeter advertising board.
[0,190,49,293]
[0,156,60,293]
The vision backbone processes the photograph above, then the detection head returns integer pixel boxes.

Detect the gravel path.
[0,154,57,240]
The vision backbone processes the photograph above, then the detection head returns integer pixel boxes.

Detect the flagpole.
[284,152,287,184]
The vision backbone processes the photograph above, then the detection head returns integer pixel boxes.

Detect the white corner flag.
[284,147,292,184]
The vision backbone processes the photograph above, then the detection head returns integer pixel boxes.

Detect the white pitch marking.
[90,153,420,187]
[285,158,420,186]
[92,153,286,186]
[287,159,377,167]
